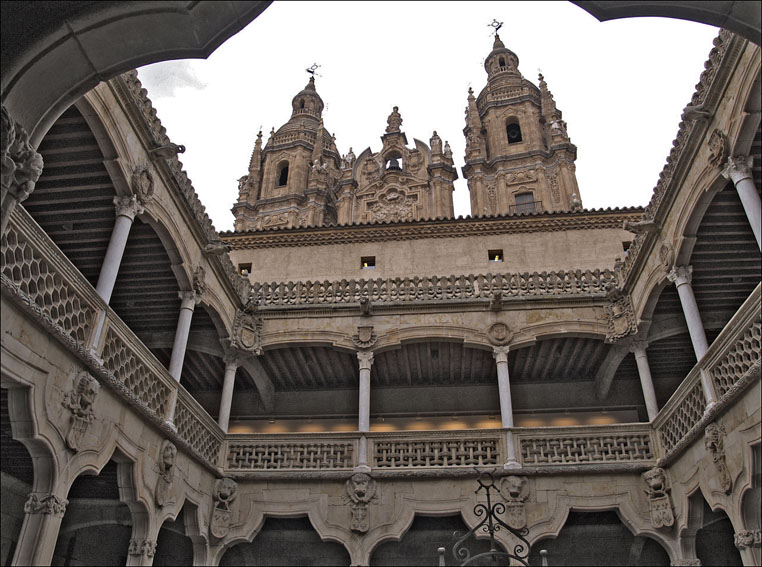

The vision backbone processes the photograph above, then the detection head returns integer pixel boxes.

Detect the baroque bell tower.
[463,32,582,216]
[232,76,341,231]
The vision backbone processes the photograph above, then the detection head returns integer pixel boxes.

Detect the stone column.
[13,492,67,566]
[168,291,200,381]
[96,195,144,303]
[667,265,717,409]
[217,353,240,432]
[493,346,520,469]
[631,341,659,421]
[356,351,374,472]
[722,155,761,250]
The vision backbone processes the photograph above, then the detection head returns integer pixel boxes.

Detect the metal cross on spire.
[305,63,321,78]
[488,19,503,36]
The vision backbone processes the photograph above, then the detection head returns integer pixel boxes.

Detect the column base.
[503,460,522,470]
[353,464,371,473]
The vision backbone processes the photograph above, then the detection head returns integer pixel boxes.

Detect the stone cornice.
[221,208,641,249]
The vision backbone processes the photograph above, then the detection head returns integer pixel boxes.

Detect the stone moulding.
[113,71,249,303]
[619,30,742,287]
[250,269,618,308]
[221,209,643,249]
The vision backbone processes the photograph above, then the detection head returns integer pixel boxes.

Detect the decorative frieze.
[641,467,674,529]
[344,472,378,533]
[210,478,238,539]
[24,493,67,516]
[704,422,732,494]
[251,269,618,308]
[61,371,100,451]
[499,476,529,529]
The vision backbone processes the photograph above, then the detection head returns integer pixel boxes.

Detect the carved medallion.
[487,322,512,346]
[642,467,674,529]
[231,310,263,355]
[343,473,378,533]
[61,371,100,452]
[368,188,416,222]
[210,478,238,539]
[499,476,528,529]
[707,129,728,169]
[352,325,377,350]
[605,289,637,343]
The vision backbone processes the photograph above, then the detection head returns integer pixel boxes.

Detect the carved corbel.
[204,241,231,255]
[359,296,373,317]
[61,371,100,452]
[210,477,238,539]
[489,290,503,312]
[704,422,732,494]
[641,467,674,529]
[681,103,712,123]
[604,285,637,343]
[24,493,68,516]
[352,325,377,350]
[734,530,761,550]
[1,104,44,206]
[155,440,177,508]
[149,142,185,160]
[499,475,529,529]
[343,472,378,533]
[128,539,157,558]
[623,219,658,234]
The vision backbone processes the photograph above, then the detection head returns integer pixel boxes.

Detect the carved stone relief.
[707,129,728,169]
[735,530,762,550]
[352,325,377,350]
[193,265,207,297]
[155,440,177,508]
[61,371,100,452]
[659,243,674,270]
[128,539,157,558]
[605,287,637,343]
[368,188,416,222]
[486,180,497,214]
[24,493,68,516]
[343,472,378,533]
[1,104,45,203]
[499,475,529,529]
[406,149,423,173]
[131,164,155,203]
[230,306,263,355]
[641,467,674,529]
[210,477,238,539]
[704,422,732,494]
[548,173,560,203]
[487,322,512,346]
[505,170,536,186]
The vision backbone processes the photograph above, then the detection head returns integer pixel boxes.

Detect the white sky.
[136,1,719,233]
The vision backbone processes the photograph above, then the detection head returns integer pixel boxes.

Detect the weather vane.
[306,63,321,78]
[488,19,503,35]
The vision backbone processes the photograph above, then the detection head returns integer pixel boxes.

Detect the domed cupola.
[484,34,521,81]
[290,76,324,120]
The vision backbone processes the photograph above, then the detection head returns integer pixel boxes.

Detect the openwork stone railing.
[174,388,224,467]
[1,216,95,345]
[251,269,617,307]
[370,431,502,468]
[655,284,761,456]
[515,425,655,465]
[2,206,224,471]
[226,436,356,470]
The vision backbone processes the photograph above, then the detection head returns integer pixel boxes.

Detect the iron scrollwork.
[452,468,531,566]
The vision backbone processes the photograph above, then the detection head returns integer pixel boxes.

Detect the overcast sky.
[136,1,719,233]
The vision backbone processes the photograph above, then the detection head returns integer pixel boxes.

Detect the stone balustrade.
[654,284,761,458]
[251,269,617,308]
[225,434,358,470]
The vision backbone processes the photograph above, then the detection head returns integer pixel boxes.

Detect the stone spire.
[311,119,325,165]
[248,130,263,173]
[539,73,569,140]
[464,88,485,160]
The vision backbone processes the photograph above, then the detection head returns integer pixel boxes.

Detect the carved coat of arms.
[231,309,263,355]
[210,478,238,539]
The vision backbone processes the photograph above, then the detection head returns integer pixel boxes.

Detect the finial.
[269,126,275,136]
[306,63,321,77]
[468,87,474,96]
[386,106,402,133]
[488,19,503,36]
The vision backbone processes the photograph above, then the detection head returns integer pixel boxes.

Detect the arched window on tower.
[498,57,505,68]
[277,161,289,187]
[513,192,537,214]
[506,119,523,144]
[299,99,305,109]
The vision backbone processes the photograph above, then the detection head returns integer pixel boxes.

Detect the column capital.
[667,265,693,286]
[357,350,374,370]
[492,345,510,364]
[223,351,243,370]
[24,493,68,516]
[113,194,145,220]
[629,340,649,355]
[178,290,200,310]
[720,155,753,184]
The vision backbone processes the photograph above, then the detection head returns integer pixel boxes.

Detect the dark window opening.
[361,256,376,269]
[507,122,523,144]
[498,57,505,67]
[238,263,252,276]
[278,165,289,186]
[514,193,536,214]
[299,99,305,109]
[623,241,632,252]
[489,249,504,262]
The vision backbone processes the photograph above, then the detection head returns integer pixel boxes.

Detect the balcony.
[509,200,542,215]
